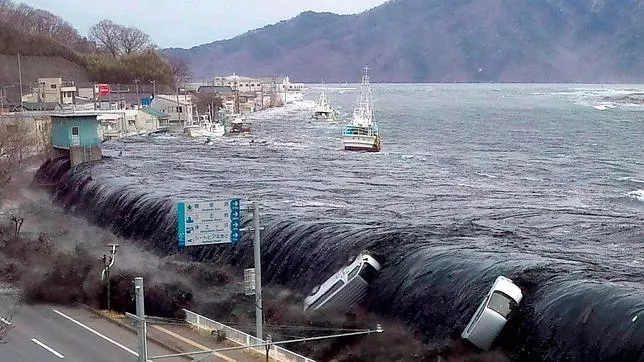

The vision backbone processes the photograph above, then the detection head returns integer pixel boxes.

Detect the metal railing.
[183,309,315,362]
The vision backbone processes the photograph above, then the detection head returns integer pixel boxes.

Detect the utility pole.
[101,243,119,311]
[92,83,97,110]
[252,202,263,341]
[176,84,181,126]
[134,277,148,362]
[150,80,156,96]
[134,79,140,108]
[17,53,23,110]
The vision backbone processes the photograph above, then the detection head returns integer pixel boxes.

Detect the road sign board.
[177,198,242,247]
[244,268,256,296]
[97,83,111,96]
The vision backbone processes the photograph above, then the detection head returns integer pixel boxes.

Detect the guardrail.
[183,309,315,362]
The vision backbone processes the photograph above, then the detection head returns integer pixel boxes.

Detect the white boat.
[342,66,381,152]
[312,89,336,121]
[220,111,251,134]
[303,251,381,312]
[184,115,225,138]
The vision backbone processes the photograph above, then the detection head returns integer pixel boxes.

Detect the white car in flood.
[303,251,381,312]
[461,275,523,350]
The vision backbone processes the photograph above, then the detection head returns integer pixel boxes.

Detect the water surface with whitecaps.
[38,84,644,361]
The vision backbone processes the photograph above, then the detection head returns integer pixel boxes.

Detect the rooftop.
[197,85,234,94]
[152,94,192,106]
[141,107,170,119]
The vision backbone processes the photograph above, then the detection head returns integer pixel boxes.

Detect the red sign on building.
[97,83,111,96]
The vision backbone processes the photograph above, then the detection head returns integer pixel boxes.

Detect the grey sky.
[19,0,387,48]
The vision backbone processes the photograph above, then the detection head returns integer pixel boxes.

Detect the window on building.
[50,84,57,89]
[176,106,183,113]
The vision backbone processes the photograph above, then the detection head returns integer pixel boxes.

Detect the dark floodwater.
[36,84,644,361]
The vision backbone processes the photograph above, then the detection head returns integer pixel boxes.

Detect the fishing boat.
[184,115,225,138]
[312,88,336,121]
[342,66,380,152]
[219,110,251,134]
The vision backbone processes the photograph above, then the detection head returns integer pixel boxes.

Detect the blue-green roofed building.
[51,113,102,166]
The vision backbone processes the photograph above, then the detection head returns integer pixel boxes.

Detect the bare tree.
[118,25,151,54]
[89,20,121,57]
[89,20,152,57]
[9,211,23,238]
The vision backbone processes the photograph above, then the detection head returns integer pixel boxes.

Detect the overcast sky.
[20,0,387,48]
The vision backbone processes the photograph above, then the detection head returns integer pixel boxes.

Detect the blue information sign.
[177,198,242,247]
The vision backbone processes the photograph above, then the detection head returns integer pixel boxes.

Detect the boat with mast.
[341,66,380,152]
[224,89,251,134]
[184,114,225,138]
[312,86,336,121]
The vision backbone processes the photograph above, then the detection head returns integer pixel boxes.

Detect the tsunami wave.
[33,158,644,362]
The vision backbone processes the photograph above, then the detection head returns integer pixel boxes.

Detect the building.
[149,94,194,128]
[213,75,263,93]
[137,108,169,130]
[22,78,77,105]
[50,114,102,166]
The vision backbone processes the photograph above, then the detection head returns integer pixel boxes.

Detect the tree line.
[0,0,187,86]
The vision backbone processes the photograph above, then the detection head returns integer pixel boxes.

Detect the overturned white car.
[461,275,523,350]
[303,251,381,312]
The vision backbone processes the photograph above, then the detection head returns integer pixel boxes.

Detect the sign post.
[252,201,263,340]
[134,277,148,362]
[177,199,263,340]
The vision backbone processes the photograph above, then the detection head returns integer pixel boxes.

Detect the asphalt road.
[0,301,188,362]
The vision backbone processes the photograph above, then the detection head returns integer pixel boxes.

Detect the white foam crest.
[627,189,644,202]
[619,177,644,184]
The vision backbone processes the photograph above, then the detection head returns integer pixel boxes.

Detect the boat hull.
[184,126,224,138]
[342,135,380,152]
[313,112,335,121]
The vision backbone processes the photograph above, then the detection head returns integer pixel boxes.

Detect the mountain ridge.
[164,0,644,83]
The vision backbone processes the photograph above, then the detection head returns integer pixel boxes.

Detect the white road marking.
[31,338,65,359]
[0,317,11,325]
[52,309,138,356]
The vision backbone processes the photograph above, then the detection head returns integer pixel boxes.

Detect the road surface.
[0,300,212,362]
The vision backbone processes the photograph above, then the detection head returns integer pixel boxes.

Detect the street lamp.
[101,243,119,311]
[0,85,15,115]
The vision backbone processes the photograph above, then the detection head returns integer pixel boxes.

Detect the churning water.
[35,84,643,361]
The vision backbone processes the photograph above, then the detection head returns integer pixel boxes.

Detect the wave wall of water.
[34,157,644,361]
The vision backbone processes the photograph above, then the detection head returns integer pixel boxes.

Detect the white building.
[149,94,194,128]
[213,74,263,93]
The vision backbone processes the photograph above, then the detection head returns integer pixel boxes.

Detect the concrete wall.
[0,114,51,158]
[69,145,102,166]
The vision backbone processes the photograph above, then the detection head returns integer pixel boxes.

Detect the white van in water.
[461,276,523,350]
[303,251,381,312]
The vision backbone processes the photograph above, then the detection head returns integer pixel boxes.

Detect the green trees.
[86,49,174,85]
